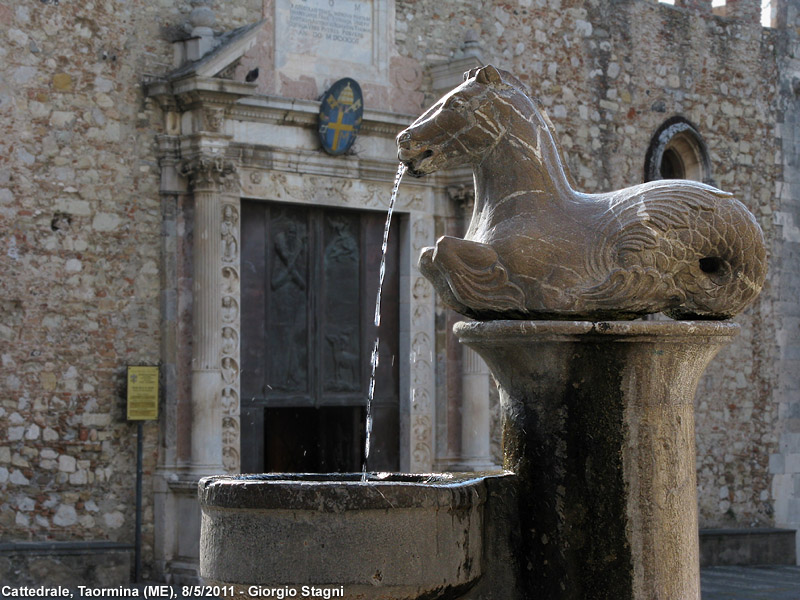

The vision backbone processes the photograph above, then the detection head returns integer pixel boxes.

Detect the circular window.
[645,117,712,184]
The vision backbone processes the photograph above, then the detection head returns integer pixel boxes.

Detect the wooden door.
[239,200,400,473]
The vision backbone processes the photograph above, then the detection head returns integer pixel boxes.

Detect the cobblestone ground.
[701,566,800,599]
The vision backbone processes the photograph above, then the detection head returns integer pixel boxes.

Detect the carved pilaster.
[406,214,436,472]
[181,156,241,475]
[219,196,241,474]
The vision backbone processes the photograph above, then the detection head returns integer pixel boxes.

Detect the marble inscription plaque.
[276,0,373,68]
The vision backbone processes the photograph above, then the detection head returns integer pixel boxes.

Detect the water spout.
[363,163,406,480]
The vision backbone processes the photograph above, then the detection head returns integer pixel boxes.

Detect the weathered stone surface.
[398,65,766,320]
[0,542,131,587]
[0,0,795,583]
[456,320,739,599]
[199,473,487,599]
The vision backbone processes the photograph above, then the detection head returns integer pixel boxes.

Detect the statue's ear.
[463,67,482,81]
[475,65,503,86]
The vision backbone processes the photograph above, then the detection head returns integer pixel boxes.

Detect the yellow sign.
[127,366,159,421]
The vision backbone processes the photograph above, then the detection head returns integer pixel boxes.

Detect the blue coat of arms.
[318,78,363,156]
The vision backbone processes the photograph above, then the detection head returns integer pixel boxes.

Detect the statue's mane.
[463,65,577,189]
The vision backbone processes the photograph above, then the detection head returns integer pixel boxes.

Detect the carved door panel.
[240,200,399,473]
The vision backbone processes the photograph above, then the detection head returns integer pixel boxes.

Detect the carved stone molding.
[447,184,475,216]
[180,156,239,193]
[407,213,436,472]
[219,200,241,474]
[241,168,427,213]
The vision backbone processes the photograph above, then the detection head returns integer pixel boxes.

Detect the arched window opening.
[644,117,713,185]
[660,148,684,179]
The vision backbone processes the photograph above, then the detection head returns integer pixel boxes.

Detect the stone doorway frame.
[147,73,439,580]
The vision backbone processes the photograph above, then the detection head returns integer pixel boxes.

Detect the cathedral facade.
[1,0,799,583]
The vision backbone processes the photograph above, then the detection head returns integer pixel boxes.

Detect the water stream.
[363,163,406,480]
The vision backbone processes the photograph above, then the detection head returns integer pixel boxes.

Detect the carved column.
[450,184,496,471]
[182,156,239,475]
[457,346,494,470]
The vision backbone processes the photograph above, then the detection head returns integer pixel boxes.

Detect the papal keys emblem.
[318,78,363,156]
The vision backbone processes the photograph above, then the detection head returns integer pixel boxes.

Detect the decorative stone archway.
[146,42,440,580]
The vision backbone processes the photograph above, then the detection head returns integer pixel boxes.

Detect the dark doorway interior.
[239,200,400,473]
[261,406,365,473]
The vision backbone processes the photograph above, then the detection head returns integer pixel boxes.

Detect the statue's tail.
[665,196,767,319]
[583,181,767,320]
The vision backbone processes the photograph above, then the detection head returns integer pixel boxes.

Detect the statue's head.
[397,65,524,177]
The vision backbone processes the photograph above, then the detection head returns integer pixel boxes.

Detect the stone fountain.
[200,65,766,600]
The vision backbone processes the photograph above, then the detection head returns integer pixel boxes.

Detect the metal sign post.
[126,365,159,584]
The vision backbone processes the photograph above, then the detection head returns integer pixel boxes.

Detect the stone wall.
[0,0,257,582]
[0,0,797,584]
[396,0,785,530]
[771,0,800,554]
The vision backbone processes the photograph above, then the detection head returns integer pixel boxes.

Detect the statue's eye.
[449,98,467,111]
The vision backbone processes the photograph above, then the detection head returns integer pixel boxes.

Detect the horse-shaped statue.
[397,65,767,320]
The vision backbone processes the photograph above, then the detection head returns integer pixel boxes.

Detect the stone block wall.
[396,0,786,530]
[1,0,798,583]
[770,0,800,557]
[0,0,256,582]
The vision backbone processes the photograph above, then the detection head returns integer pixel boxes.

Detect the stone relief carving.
[221,356,238,385]
[411,303,431,329]
[180,156,237,192]
[222,266,239,295]
[412,277,432,301]
[241,170,426,212]
[411,415,433,467]
[221,386,239,416]
[219,198,241,474]
[221,295,239,323]
[411,387,431,413]
[203,107,226,132]
[397,65,767,320]
[411,217,432,254]
[447,184,475,214]
[407,213,435,472]
[221,416,240,472]
[221,327,238,356]
[221,204,239,263]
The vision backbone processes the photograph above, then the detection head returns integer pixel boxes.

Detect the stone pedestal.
[454,320,739,600]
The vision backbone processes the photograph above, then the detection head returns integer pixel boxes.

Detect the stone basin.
[199,472,492,600]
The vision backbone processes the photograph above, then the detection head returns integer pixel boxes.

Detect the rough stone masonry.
[1,0,800,583]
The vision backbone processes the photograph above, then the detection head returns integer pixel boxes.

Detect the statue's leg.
[420,236,526,317]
